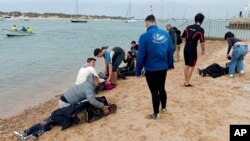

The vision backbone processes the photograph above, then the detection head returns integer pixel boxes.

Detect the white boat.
[125,19,137,23]
[2,29,35,37]
[70,0,87,23]
[24,16,30,21]
[124,0,137,23]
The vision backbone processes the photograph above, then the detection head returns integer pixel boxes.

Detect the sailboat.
[70,0,87,23]
[124,0,137,23]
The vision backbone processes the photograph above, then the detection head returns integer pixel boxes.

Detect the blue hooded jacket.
[136,25,173,76]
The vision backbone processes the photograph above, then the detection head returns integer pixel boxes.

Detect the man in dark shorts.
[182,13,205,87]
[94,46,125,84]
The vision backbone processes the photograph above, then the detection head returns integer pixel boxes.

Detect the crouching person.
[14,96,117,140]
[59,73,108,111]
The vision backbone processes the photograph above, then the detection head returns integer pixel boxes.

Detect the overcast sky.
[0,0,248,19]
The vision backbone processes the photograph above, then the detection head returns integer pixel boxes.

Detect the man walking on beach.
[166,24,176,69]
[136,15,173,119]
[182,13,205,87]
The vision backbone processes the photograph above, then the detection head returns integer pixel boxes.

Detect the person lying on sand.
[14,96,117,141]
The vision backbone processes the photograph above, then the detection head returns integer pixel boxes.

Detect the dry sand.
[1,40,250,141]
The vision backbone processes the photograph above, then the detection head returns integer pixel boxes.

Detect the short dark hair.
[87,58,96,63]
[145,15,156,22]
[94,48,101,56]
[195,13,205,24]
[224,31,235,40]
[131,40,136,44]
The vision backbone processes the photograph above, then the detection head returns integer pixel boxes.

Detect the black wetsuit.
[182,24,205,66]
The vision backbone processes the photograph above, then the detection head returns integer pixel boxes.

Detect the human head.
[224,31,235,40]
[87,57,96,67]
[145,15,156,28]
[166,24,172,31]
[195,13,205,25]
[94,47,106,58]
[131,40,136,47]
[127,51,133,58]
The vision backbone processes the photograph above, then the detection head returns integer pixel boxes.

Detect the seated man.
[76,58,105,91]
[118,51,136,78]
[14,97,117,141]
[20,26,27,32]
[59,73,108,112]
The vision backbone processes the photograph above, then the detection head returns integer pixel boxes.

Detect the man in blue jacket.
[136,15,173,119]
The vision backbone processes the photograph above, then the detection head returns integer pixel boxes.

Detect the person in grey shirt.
[59,73,109,114]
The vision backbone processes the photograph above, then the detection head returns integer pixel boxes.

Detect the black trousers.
[145,69,167,114]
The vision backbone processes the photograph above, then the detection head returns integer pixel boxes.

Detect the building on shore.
[228,0,250,29]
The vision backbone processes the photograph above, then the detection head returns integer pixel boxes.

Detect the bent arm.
[85,91,104,109]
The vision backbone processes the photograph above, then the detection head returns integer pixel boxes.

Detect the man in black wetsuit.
[182,13,205,87]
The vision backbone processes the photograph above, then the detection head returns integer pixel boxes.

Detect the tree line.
[0,11,125,19]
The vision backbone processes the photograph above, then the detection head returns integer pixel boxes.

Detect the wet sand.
[1,40,250,141]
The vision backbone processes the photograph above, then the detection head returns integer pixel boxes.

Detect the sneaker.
[161,108,167,113]
[229,74,234,78]
[240,70,245,74]
[145,113,160,120]
[14,131,27,140]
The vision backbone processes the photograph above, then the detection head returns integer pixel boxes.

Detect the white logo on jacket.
[152,33,167,44]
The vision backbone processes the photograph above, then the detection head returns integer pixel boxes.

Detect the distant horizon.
[0,0,248,19]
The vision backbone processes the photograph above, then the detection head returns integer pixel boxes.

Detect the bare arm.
[107,64,112,82]
[200,42,205,55]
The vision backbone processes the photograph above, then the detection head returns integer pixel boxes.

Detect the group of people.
[14,12,249,140]
[12,25,32,33]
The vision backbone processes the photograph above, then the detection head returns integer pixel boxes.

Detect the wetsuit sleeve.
[182,28,187,38]
[136,35,146,76]
[227,38,233,54]
[167,36,174,68]
[104,51,112,64]
[199,30,205,43]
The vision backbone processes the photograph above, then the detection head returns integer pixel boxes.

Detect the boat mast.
[126,0,131,19]
[75,0,79,19]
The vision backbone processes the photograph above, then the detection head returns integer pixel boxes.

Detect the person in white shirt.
[76,58,105,85]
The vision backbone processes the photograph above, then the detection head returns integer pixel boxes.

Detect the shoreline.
[1,40,250,141]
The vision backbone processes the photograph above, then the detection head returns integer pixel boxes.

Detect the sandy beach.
[0,40,250,141]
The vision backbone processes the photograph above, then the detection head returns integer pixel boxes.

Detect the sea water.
[0,19,146,118]
[0,19,242,118]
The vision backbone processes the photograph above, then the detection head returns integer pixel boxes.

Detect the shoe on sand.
[229,74,234,78]
[161,108,167,113]
[240,70,245,75]
[146,113,160,120]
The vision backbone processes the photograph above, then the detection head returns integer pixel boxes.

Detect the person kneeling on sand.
[75,58,105,91]
[14,96,117,141]
[118,51,136,78]
[59,73,110,116]
[94,46,125,84]
[224,31,249,78]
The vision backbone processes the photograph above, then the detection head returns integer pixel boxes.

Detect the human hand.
[103,106,110,114]
[226,54,229,59]
[106,78,111,84]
